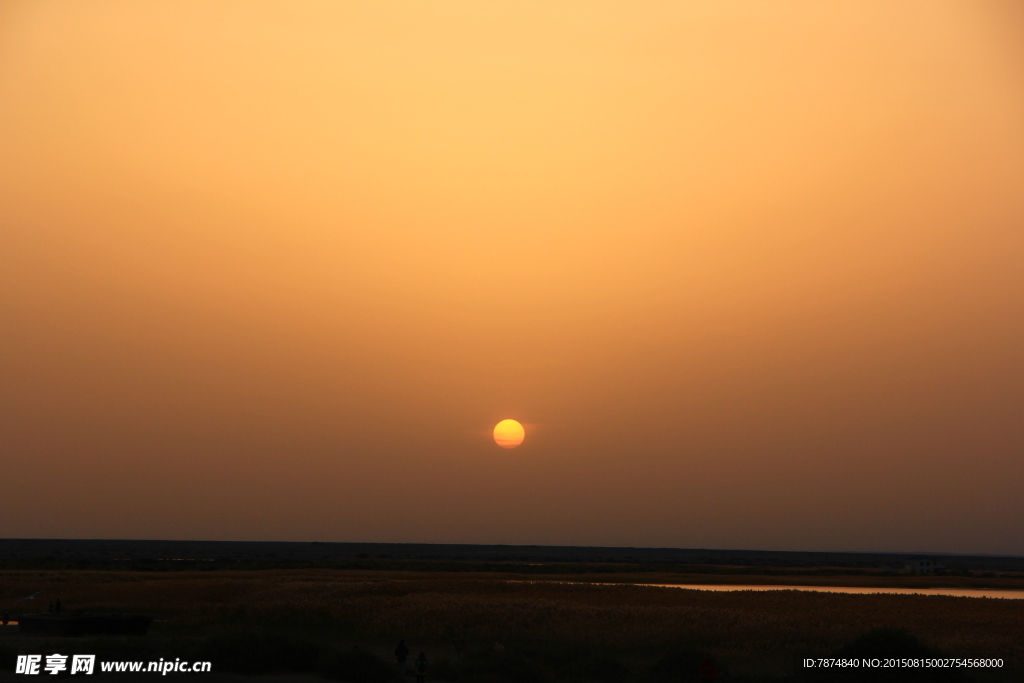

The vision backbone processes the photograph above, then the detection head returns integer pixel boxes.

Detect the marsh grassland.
[1,570,1020,681]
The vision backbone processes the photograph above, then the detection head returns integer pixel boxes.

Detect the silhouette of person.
[2,613,8,626]
[699,652,717,680]
[414,652,428,683]
[394,639,409,674]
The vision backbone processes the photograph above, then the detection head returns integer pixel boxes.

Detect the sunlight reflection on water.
[517,580,1024,600]
[641,584,1024,600]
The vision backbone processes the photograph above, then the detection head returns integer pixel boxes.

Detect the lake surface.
[517,580,1024,600]
[642,584,1024,600]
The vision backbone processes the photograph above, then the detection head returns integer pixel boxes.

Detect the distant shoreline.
[1,539,1023,588]
[2,538,1022,567]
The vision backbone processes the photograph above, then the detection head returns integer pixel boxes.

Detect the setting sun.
[0,0,1022,556]
[493,420,525,449]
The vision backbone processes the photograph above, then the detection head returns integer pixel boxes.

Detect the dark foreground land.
[1,567,1022,682]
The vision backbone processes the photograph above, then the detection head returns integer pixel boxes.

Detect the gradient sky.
[2,1,1022,554]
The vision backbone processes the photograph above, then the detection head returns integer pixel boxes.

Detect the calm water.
[642,584,1024,600]
[516,580,1024,600]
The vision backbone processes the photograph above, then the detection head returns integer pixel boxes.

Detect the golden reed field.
[1,569,1022,681]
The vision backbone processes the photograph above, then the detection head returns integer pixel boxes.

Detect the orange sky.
[1,1,1022,553]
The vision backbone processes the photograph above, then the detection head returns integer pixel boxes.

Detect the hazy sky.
[2,1,1022,554]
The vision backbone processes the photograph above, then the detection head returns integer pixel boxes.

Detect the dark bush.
[515,641,627,683]
[555,653,627,682]
[319,645,402,683]
[641,646,705,683]
[458,651,555,683]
